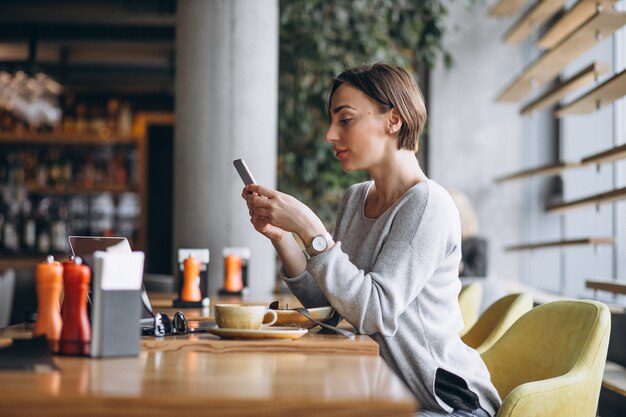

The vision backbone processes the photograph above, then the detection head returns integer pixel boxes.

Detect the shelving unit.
[505,237,613,252]
[581,143,626,165]
[520,62,608,115]
[546,186,626,213]
[0,131,146,260]
[498,11,626,102]
[555,68,626,116]
[489,0,530,17]
[504,0,566,44]
[538,0,618,49]
[495,161,580,183]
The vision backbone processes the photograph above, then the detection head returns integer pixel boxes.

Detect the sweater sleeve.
[305,189,458,337]
[281,267,331,308]
[280,185,352,308]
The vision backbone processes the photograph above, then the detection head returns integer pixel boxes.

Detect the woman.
[242,63,501,416]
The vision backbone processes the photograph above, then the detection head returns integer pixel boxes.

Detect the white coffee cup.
[214,304,278,330]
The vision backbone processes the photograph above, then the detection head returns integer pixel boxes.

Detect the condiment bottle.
[33,255,63,352]
[181,255,202,302]
[60,257,91,356]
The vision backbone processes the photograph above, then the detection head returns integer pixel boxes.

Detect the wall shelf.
[555,68,626,116]
[495,144,626,184]
[504,0,567,44]
[505,237,614,251]
[0,132,138,146]
[497,10,626,102]
[586,279,626,296]
[490,0,530,17]
[546,186,626,213]
[520,62,608,115]
[495,161,580,183]
[538,0,618,49]
[25,185,139,195]
[581,143,626,165]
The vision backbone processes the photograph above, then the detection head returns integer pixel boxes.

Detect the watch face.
[312,235,327,252]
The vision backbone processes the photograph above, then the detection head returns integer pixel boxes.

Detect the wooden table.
[0,347,417,417]
[0,295,418,416]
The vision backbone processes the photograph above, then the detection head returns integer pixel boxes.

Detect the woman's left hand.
[243,184,326,243]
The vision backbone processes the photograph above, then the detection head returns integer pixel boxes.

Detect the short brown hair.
[328,63,427,152]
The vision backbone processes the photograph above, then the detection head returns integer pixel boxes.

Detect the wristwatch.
[305,232,334,257]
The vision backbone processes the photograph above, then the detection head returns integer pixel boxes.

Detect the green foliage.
[278,0,457,227]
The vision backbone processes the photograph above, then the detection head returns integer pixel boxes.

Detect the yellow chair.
[481,300,611,417]
[461,293,533,354]
[458,282,483,335]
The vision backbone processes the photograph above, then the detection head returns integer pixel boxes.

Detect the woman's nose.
[324,124,337,143]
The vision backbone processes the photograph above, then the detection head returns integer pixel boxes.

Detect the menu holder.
[91,251,144,358]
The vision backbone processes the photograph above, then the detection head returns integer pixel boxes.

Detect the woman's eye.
[339,118,352,126]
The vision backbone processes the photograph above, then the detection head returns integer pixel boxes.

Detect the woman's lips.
[335,149,348,159]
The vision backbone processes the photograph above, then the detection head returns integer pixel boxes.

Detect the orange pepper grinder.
[181,255,202,302]
[223,254,243,292]
[60,257,91,356]
[33,255,63,353]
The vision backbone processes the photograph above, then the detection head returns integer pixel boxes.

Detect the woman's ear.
[386,108,403,135]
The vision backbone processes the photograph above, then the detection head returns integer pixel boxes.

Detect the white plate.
[207,326,308,340]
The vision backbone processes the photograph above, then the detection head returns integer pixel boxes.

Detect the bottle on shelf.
[50,198,69,253]
[36,197,52,255]
[20,199,37,253]
[2,202,20,253]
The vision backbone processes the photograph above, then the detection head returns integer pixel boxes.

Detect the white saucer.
[207,326,308,340]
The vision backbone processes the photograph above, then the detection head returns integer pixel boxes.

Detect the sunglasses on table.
[142,311,208,336]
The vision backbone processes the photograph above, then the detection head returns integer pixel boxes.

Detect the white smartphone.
[233,158,257,185]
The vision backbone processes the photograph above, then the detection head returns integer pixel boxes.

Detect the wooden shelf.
[25,184,139,195]
[581,143,626,166]
[0,132,138,145]
[495,143,626,183]
[586,279,626,296]
[490,0,530,17]
[504,0,567,44]
[520,62,608,115]
[495,161,580,183]
[505,237,614,251]
[546,186,626,213]
[497,11,626,102]
[555,68,626,116]
[538,0,618,49]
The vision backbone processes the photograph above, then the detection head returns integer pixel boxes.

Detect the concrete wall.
[429,2,524,282]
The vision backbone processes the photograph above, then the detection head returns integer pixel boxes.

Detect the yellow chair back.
[482,300,611,417]
[458,282,483,335]
[462,293,533,354]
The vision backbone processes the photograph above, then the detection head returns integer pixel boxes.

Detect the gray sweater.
[283,180,501,415]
